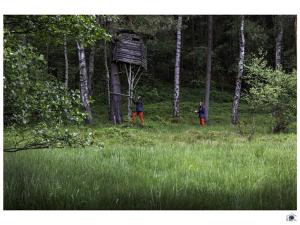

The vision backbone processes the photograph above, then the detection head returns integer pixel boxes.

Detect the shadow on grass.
[4,182,296,210]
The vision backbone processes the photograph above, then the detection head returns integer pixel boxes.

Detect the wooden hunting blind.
[112,32,147,70]
[111,31,147,121]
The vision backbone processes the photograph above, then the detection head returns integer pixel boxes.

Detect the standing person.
[195,102,206,126]
[132,96,144,127]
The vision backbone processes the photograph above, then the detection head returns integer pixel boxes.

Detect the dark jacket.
[198,105,205,118]
[133,97,144,112]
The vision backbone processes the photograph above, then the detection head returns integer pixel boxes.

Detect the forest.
[3,15,297,210]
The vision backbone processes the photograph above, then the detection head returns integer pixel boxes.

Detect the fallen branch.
[4,144,50,152]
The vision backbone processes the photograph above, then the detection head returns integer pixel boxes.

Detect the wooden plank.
[113,32,147,69]
[116,51,142,57]
[115,56,142,62]
[116,58,142,65]
[116,44,141,52]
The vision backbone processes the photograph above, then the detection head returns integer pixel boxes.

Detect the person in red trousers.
[132,96,144,127]
[195,102,206,126]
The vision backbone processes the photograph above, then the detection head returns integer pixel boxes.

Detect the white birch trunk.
[64,35,69,88]
[204,15,213,121]
[127,64,133,121]
[76,41,93,124]
[231,15,245,125]
[275,16,283,70]
[173,15,182,118]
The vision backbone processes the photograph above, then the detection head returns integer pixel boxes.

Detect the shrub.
[243,55,296,132]
[4,39,85,126]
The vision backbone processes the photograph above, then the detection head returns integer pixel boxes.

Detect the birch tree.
[231,16,245,125]
[76,41,93,124]
[64,34,69,88]
[124,64,143,121]
[275,16,283,70]
[173,15,182,118]
[204,15,213,121]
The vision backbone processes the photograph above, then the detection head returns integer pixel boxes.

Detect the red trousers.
[132,112,144,125]
[199,117,205,126]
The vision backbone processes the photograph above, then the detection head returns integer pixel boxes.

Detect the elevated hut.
[112,31,147,70]
[111,31,147,120]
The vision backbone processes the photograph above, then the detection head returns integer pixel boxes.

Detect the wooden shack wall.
[113,33,147,69]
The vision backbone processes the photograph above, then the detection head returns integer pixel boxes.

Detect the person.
[132,96,144,126]
[195,102,206,126]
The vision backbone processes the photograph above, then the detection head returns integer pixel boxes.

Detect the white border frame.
[0,1,299,225]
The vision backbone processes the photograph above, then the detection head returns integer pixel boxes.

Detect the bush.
[243,55,296,132]
[4,39,85,126]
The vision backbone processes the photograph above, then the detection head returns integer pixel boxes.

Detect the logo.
[286,213,296,222]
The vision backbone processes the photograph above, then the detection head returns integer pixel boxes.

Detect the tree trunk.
[204,15,213,121]
[295,17,297,50]
[104,41,111,119]
[275,16,283,70]
[231,15,245,125]
[192,16,196,80]
[76,41,93,124]
[64,34,69,88]
[127,64,133,121]
[88,45,96,96]
[173,15,182,118]
[46,39,49,74]
[110,62,122,124]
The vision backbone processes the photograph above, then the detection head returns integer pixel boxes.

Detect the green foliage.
[244,18,269,55]
[97,127,154,146]
[41,15,111,46]
[4,37,85,126]
[32,124,103,148]
[117,16,176,35]
[244,55,296,132]
[4,124,104,151]
[135,81,171,103]
[4,15,111,46]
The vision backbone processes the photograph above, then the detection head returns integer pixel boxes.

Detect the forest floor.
[3,89,297,210]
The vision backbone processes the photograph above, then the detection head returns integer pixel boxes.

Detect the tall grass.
[3,97,297,209]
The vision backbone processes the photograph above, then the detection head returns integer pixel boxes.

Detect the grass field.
[3,97,297,210]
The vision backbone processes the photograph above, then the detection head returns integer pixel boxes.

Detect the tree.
[110,62,122,124]
[98,16,116,120]
[123,63,144,121]
[295,17,297,49]
[88,44,96,96]
[4,36,85,126]
[76,41,93,124]
[204,15,213,121]
[275,16,283,69]
[64,34,69,88]
[104,40,111,119]
[103,17,123,124]
[244,55,296,132]
[231,15,245,125]
[173,15,183,118]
